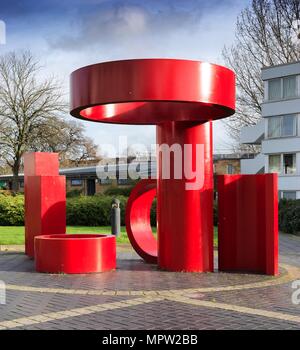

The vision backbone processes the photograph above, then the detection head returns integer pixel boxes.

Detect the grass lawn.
[0,226,218,247]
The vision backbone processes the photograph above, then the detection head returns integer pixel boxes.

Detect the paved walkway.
[0,234,299,330]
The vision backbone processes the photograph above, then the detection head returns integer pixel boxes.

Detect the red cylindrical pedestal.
[35,234,116,274]
[157,121,213,272]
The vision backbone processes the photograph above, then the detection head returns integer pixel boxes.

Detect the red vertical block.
[24,152,59,176]
[24,153,66,258]
[157,121,214,272]
[218,174,278,275]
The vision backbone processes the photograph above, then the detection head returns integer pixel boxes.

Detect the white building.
[241,61,300,200]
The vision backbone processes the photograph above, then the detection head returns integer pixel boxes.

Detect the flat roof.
[261,60,300,80]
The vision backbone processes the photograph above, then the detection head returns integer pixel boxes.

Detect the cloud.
[44,0,247,153]
[79,5,148,45]
[50,2,209,51]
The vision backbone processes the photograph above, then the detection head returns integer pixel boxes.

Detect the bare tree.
[0,51,99,190]
[30,117,101,167]
[0,51,66,190]
[223,0,300,146]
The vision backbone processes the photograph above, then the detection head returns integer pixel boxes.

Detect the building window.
[71,179,83,186]
[269,155,281,174]
[282,191,297,200]
[227,164,234,174]
[282,115,297,137]
[100,178,113,185]
[268,114,297,138]
[283,153,296,175]
[268,116,281,138]
[268,75,298,101]
[268,78,281,100]
[283,76,297,99]
[118,179,130,185]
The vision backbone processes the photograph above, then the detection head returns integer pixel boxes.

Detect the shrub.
[0,190,14,196]
[0,193,129,227]
[103,186,134,197]
[279,199,300,234]
[0,194,24,225]
[5,193,299,234]
[66,195,128,226]
[66,189,82,198]
[150,199,157,227]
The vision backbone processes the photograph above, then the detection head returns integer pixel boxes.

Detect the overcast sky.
[0,0,250,156]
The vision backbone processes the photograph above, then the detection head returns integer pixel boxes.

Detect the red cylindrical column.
[156,121,213,272]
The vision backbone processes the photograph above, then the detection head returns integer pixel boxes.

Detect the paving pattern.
[0,233,299,330]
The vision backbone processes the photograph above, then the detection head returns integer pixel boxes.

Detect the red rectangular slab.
[25,176,66,258]
[217,174,278,275]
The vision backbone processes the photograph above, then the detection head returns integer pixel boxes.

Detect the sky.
[0,0,250,156]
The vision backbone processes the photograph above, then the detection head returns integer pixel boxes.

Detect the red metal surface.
[157,121,213,272]
[35,234,116,274]
[125,179,157,264]
[24,153,66,258]
[218,174,278,275]
[24,152,60,176]
[70,58,235,272]
[70,59,235,124]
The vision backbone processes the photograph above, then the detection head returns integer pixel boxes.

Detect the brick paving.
[0,233,299,330]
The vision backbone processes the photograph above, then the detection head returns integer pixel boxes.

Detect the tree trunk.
[12,161,20,192]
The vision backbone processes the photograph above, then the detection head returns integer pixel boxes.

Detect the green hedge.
[0,192,157,227]
[66,189,83,198]
[1,192,299,234]
[279,199,300,234]
[103,186,134,197]
[66,195,128,226]
[0,193,24,225]
[150,199,156,227]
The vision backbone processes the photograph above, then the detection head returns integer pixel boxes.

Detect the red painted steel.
[125,179,157,264]
[157,121,213,272]
[70,59,235,272]
[35,234,116,274]
[24,152,60,176]
[24,153,66,258]
[70,59,235,124]
[218,174,278,275]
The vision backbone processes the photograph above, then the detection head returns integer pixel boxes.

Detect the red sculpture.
[24,152,116,273]
[125,179,157,264]
[218,174,278,275]
[70,59,235,272]
[23,59,277,276]
[24,152,66,258]
[35,234,116,274]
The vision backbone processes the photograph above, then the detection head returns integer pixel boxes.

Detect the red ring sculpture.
[125,179,157,264]
[35,234,116,274]
[70,59,235,272]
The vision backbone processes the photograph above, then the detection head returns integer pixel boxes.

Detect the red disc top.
[70,59,235,125]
